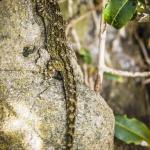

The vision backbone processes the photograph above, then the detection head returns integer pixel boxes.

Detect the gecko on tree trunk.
[35,0,77,149]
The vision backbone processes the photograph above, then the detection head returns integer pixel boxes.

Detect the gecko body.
[36,0,77,149]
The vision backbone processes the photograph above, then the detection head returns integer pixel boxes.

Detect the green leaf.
[79,48,92,64]
[104,0,138,29]
[115,115,150,146]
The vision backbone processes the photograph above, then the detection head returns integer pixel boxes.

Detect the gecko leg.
[43,63,55,80]
[43,60,64,79]
[49,60,64,72]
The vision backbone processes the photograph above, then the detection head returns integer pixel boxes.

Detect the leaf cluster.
[104,0,148,29]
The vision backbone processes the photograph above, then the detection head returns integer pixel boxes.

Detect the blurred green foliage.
[115,115,150,147]
[79,48,92,64]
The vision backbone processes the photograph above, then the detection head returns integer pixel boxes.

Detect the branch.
[103,66,150,78]
[94,0,107,92]
[138,13,150,22]
[143,78,150,85]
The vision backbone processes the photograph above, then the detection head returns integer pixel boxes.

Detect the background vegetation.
[60,0,150,149]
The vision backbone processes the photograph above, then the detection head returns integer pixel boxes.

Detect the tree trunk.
[0,0,114,149]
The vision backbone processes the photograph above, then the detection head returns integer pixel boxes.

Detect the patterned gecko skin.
[35,0,77,149]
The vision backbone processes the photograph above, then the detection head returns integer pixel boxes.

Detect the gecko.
[35,0,77,149]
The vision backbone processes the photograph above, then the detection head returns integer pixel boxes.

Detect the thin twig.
[88,1,100,36]
[143,78,150,84]
[67,0,81,51]
[103,66,150,78]
[138,13,150,22]
[94,0,107,93]
[68,0,73,16]
[71,29,81,50]
[134,33,150,66]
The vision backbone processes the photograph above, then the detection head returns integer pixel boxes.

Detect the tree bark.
[0,0,114,149]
